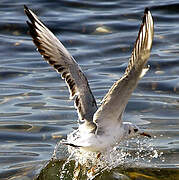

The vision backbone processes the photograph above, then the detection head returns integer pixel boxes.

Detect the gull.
[24,6,154,152]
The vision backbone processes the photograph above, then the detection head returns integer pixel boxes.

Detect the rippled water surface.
[0,0,179,179]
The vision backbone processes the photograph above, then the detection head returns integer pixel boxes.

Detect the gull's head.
[123,122,151,139]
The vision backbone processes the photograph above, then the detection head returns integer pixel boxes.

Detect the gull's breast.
[77,125,125,152]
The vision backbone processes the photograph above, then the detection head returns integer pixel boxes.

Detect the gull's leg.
[88,152,102,176]
[97,152,101,159]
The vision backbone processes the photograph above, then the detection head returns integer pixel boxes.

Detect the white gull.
[24,6,154,152]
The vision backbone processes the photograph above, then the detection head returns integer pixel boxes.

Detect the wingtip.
[24,5,28,11]
[24,5,31,17]
[60,141,82,148]
[144,7,149,14]
[24,5,36,25]
[143,7,153,28]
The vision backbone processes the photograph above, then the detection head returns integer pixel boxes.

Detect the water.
[0,0,179,179]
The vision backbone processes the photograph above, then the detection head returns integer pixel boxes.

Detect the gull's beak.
[139,132,151,138]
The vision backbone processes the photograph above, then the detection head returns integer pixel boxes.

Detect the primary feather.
[24,5,98,132]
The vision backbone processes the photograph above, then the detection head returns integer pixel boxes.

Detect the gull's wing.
[24,5,97,130]
[93,8,154,131]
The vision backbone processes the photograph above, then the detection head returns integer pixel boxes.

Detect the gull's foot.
[88,165,97,176]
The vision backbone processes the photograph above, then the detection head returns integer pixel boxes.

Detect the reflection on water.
[0,0,179,179]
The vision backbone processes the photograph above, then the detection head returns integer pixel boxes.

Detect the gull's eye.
[134,129,138,132]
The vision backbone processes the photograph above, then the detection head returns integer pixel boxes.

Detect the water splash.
[53,137,164,179]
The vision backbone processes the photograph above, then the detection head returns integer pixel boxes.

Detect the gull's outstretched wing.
[24,5,97,130]
[94,8,154,131]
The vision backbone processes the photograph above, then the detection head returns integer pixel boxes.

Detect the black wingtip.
[142,8,150,25]
[24,5,33,19]
[24,5,30,17]
[24,5,36,26]
[144,7,149,14]
[62,142,82,148]
[24,5,28,12]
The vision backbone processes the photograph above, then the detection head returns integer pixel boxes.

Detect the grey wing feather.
[24,5,97,129]
[93,8,154,131]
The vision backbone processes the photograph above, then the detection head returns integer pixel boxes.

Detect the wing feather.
[93,8,154,131]
[24,5,97,129]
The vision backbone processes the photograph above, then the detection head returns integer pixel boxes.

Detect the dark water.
[0,0,179,179]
